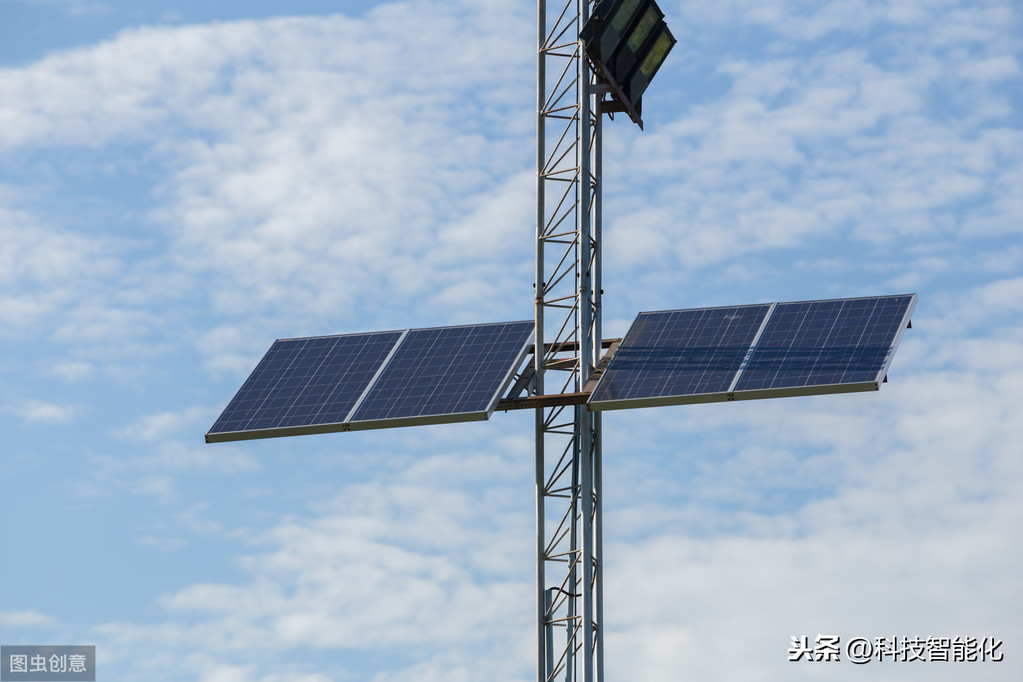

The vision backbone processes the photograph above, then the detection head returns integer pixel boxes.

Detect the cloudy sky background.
[1,0,1021,680]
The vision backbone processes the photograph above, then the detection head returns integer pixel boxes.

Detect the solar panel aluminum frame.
[208,417,355,443]
[729,294,917,403]
[344,322,535,432]
[589,387,729,410]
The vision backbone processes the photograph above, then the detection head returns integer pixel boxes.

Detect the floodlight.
[581,0,676,128]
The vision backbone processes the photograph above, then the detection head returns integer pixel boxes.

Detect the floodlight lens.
[627,6,659,53]
[610,0,643,34]
[640,30,673,79]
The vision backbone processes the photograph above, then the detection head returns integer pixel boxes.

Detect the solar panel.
[731,294,916,400]
[587,304,772,410]
[206,320,534,443]
[349,321,535,430]
[588,294,916,411]
[205,330,404,443]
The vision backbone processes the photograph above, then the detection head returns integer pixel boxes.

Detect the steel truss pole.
[536,1,602,681]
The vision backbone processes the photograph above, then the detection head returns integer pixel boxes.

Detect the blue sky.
[1,0,1021,680]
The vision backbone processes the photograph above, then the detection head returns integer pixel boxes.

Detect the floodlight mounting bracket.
[600,99,630,116]
[585,54,644,129]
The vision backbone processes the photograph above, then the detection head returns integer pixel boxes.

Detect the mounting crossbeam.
[498,392,591,411]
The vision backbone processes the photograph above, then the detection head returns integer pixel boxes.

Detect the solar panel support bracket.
[497,392,590,412]
[536,337,620,355]
[506,365,537,400]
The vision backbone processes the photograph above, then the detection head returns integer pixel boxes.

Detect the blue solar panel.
[350,321,535,429]
[588,294,916,411]
[206,331,403,442]
[732,294,916,398]
[588,304,771,409]
[206,320,534,442]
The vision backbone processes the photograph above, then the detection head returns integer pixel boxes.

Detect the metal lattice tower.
[535,1,603,680]
[205,5,915,682]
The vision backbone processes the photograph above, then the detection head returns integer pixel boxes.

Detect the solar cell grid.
[350,321,534,427]
[206,320,534,442]
[732,295,914,396]
[588,294,915,411]
[588,304,771,408]
[206,330,403,442]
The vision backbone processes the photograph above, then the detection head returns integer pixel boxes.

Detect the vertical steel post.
[535,2,548,680]
[536,1,602,681]
[577,3,596,680]
[592,88,605,682]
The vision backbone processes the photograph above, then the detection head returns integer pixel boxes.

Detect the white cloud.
[0,209,117,286]
[960,55,1021,82]
[2,0,1013,374]
[198,663,255,682]
[0,207,124,336]
[4,398,79,423]
[1,4,537,375]
[596,1,1022,325]
[136,535,187,552]
[11,0,112,17]
[0,610,55,628]
[46,361,96,382]
[115,407,212,442]
[82,431,535,680]
[260,675,331,682]
[89,321,1023,679]
[82,439,262,504]
[594,310,1023,682]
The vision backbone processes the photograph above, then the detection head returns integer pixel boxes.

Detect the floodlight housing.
[580,0,676,128]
